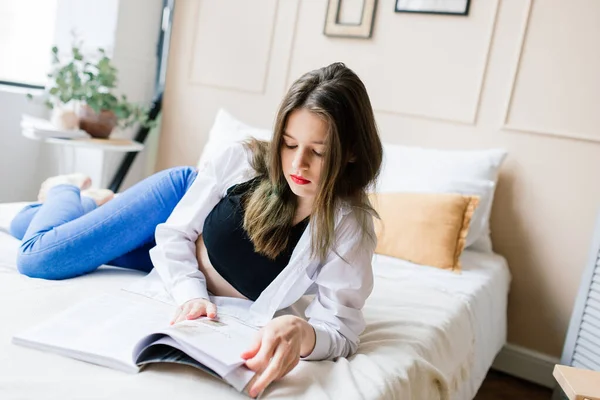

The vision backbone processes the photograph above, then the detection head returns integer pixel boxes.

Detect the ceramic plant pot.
[78,105,118,139]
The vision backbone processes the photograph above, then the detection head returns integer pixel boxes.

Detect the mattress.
[0,202,510,400]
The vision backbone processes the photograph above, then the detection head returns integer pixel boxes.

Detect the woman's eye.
[283,142,322,156]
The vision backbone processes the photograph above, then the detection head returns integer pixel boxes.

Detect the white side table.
[22,130,144,189]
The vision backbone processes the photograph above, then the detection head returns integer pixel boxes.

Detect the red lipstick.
[291,174,310,185]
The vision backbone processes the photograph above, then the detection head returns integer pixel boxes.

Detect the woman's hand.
[240,315,316,398]
[170,298,217,325]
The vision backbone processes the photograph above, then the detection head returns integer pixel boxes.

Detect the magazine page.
[135,335,256,393]
[165,316,258,392]
[135,331,233,377]
[137,314,258,369]
[133,314,258,392]
[12,292,173,373]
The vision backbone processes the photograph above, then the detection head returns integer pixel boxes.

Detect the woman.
[9,62,383,397]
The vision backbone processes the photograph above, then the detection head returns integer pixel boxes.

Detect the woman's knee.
[169,165,197,181]
[9,218,27,241]
[16,248,55,279]
[9,204,41,240]
[166,166,198,194]
[16,241,79,280]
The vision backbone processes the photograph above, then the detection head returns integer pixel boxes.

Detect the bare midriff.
[194,208,311,301]
[194,234,248,300]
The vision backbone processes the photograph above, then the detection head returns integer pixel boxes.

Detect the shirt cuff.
[301,323,332,361]
[171,279,210,306]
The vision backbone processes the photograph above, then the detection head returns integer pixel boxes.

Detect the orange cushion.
[370,192,479,272]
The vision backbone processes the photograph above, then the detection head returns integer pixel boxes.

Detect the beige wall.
[157,0,600,358]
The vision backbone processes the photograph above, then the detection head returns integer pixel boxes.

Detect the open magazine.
[12,292,259,394]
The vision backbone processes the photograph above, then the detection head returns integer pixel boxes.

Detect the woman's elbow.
[325,329,359,361]
[337,336,359,359]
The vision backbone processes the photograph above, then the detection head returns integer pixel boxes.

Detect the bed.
[0,200,510,400]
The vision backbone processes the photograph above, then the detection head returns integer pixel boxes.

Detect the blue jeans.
[9,167,198,280]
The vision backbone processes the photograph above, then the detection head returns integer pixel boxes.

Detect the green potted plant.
[29,43,150,139]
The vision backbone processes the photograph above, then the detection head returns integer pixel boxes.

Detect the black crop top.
[202,178,309,301]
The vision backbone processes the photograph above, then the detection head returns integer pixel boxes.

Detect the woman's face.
[280,108,328,208]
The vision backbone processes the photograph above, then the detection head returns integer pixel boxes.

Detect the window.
[0,0,59,88]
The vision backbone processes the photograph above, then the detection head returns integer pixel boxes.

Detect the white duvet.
[0,202,510,400]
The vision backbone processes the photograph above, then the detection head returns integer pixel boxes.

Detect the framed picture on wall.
[394,0,470,16]
[324,0,378,39]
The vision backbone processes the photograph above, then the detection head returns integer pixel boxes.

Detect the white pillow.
[379,144,507,186]
[197,109,272,170]
[377,144,508,252]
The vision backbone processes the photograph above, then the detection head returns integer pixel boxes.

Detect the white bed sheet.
[369,251,510,400]
[0,202,510,400]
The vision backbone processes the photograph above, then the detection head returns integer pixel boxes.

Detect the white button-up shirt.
[148,142,376,361]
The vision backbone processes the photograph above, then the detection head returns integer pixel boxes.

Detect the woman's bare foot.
[38,173,92,202]
[81,189,115,207]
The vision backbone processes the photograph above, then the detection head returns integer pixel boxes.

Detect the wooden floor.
[474,370,554,400]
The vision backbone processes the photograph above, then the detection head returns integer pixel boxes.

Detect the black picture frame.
[323,0,378,39]
[394,0,470,16]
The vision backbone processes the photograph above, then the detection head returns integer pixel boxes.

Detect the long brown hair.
[243,62,382,262]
